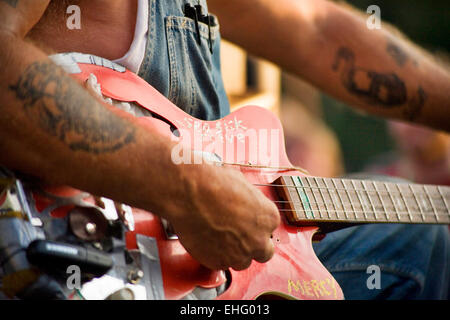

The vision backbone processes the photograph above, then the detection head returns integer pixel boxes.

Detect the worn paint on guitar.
[175,116,248,143]
[288,278,338,299]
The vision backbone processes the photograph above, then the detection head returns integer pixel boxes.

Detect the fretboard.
[276,176,450,225]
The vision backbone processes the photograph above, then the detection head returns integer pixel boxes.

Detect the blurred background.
[220,0,450,185]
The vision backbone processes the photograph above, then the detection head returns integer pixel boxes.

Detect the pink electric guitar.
[56,56,449,300]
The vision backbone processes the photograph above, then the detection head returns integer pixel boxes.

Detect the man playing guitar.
[0,0,448,299]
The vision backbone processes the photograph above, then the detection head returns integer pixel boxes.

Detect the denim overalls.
[136,0,230,121]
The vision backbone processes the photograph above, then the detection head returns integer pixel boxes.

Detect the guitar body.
[67,62,344,300]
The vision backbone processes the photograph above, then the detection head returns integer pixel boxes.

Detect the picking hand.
[169,165,280,271]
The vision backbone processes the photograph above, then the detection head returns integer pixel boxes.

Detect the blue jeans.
[312,224,450,299]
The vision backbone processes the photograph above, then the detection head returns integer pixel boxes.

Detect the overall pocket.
[165,15,222,118]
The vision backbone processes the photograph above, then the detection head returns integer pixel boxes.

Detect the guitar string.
[270,197,450,219]
[253,182,449,199]
[271,199,447,210]
[250,183,450,219]
[221,162,448,199]
[273,208,449,219]
[254,183,449,204]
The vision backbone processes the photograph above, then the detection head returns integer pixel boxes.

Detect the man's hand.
[168,164,280,271]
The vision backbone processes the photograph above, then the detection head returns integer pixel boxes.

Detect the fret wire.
[276,208,450,218]
[293,176,307,219]
[409,184,425,222]
[385,182,402,222]
[351,180,368,221]
[303,177,320,219]
[292,176,314,220]
[332,179,349,221]
[273,199,449,218]
[362,180,379,221]
[286,176,301,220]
[396,184,411,221]
[310,177,326,220]
[438,186,449,211]
[373,181,390,222]
[306,178,320,219]
[360,180,375,221]
[325,178,341,221]
[315,177,331,220]
[343,180,358,221]
[424,185,439,223]
[260,180,450,222]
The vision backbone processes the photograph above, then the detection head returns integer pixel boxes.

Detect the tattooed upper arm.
[1,0,18,8]
[9,61,136,154]
[386,40,420,69]
[332,47,408,106]
[332,46,426,121]
[386,42,409,67]
[0,0,51,37]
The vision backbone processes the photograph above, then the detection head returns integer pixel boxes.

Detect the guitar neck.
[276,176,450,226]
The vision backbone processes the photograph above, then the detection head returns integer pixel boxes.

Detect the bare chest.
[27,1,137,61]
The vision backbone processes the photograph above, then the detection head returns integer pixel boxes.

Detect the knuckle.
[231,258,252,271]
[252,240,275,264]
[267,207,280,229]
[210,258,229,271]
[260,201,280,228]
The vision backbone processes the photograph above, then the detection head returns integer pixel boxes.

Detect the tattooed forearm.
[386,42,409,67]
[332,47,407,106]
[9,61,136,154]
[332,47,427,120]
[0,0,18,8]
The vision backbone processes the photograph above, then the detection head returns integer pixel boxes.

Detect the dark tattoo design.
[403,86,427,121]
[386,42,409,67]
[0,0,18,8]
[332,47,427,120]
[332,47,407,106]
[9,61,136,154]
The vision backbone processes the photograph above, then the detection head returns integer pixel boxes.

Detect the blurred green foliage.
[348,0,449,50]
[321,0,450,173]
